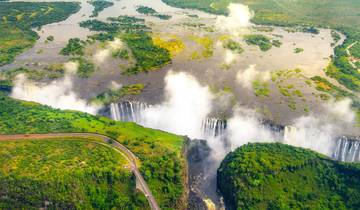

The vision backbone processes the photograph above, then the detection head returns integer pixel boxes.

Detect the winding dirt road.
[0,133,160,210]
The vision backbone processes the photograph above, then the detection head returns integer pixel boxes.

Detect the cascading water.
[202,118,227,139]
[283,126,297,145]
[110,101,149,124]
[333,136,360,162]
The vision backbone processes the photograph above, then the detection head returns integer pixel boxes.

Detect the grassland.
[0,139,149,209]
[270,69,308,111]
[188,35,214,59]
[252,80,269,97]
[218,143,360,210]
[0,2,80,66]
[0,93,187,209]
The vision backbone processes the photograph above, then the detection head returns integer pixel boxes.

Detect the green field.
[0,139,149,209]
[0,2,80,66]
[0,93,187,209]
[218,143,360,210]
[162,0,360,92]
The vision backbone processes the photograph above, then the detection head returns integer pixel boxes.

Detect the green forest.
[0,139,149,209]
[217,143,360,210]
[0,2,80,66]
[0,93,187,209]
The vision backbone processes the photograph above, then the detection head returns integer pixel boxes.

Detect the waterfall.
[202,118,227,139]
[284,126,297,145]
[109,101,149,124]
[333,136,360,162]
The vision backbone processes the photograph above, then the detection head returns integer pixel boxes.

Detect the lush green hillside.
[217,143,360,210]
[0,93,187,209]
[0,139,149,209]
[0,2,80,66]
[162,0,360,92]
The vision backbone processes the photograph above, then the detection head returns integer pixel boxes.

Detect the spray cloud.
[227,106,277,149]
[288,99,356,155]
[142,71,213,139]
[216,3,253,35]
[94,38,123,64]
[11,61,100,114]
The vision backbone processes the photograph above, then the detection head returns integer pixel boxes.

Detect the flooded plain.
[2,0,348,125]
[3,1,358,209]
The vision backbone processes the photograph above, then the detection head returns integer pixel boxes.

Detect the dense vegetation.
[0,64,65,83]
[218,143,360,210]
[223,39,243,54]
[0,139,149,209]
[161,0,360,92]
[60,38,86,56]
[88,0,114,18]
[0,93,186,209]
[70,57,95,78]
[80,16,171,74]
[92,83,145,105]
[349,42,360,58]
[294,48,304,53]
[243,34,278,51]
[0,2,80,66]
[136,6,172,20]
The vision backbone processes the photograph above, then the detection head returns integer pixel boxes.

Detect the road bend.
[0,133,161,210]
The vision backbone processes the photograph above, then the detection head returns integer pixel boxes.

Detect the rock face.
[333,136,360,162]
[186,139,224,210]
